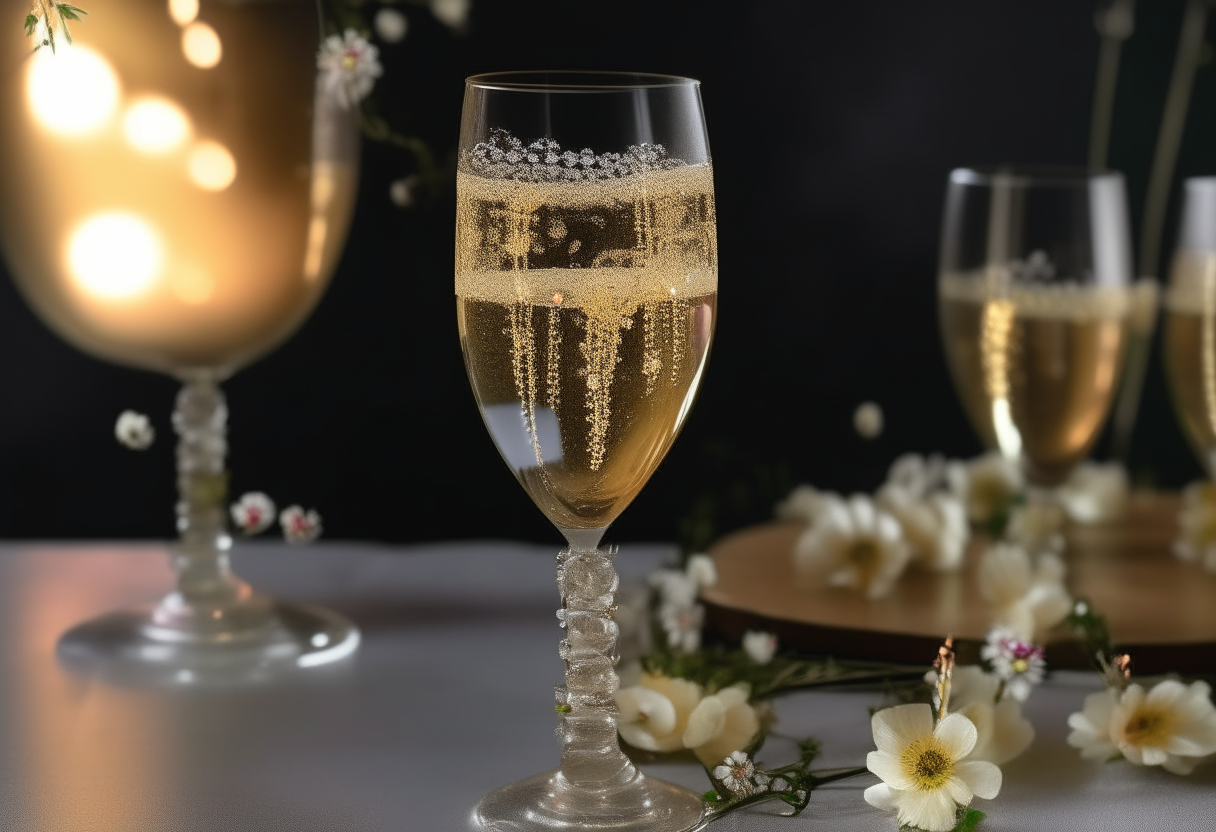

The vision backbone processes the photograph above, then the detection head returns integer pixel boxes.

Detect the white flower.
[977,542,1071,641]
[685,553,718,588]
[230,492,276,536]
[952,451,1023,527]
[115,410,155,450]
[1067,680,1216,774]
[389,174,418,207]
[886,453,953,497]
[794,495,911,599]
[317,29,383,109]
[775,484,842,526]
[853,401,884,439]
[981,628,1046,702]
[430,0,470,28]
[684,683,762,767]
[657,601,703,652]
[864,704,1002,832]
[280,505,322,544]
[712,751,770,796]
[1174,481,1216,573]
[930,665,1035,765]
[1058,461,1128,524]
[742,631,777,665]
[1005,499,1066,555]
[877,483,969,572]
[374,8,408,43]
[615,672,701,752]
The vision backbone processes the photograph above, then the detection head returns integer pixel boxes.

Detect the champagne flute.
[1164,177,1216,476]
[0,0,360,683]
[938,168,1134,494]
[457,72,716,832]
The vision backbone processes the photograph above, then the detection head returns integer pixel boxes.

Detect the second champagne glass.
[939,168,1134,494]
[457,72,716,832]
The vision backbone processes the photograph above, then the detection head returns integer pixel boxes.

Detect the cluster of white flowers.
[229,493,323,544]
[616,674,761,767]
[712,751,770,796]
[1068,678,1216,775]
[1173,481,1216,574]
[977,542,1072,642]
[648,554,716,652]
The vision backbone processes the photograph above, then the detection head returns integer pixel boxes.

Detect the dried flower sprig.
[25,0,87,53]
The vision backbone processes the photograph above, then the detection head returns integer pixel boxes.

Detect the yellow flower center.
[1010,658,1029,674]
[900,737,954,791]
[341,53,359,71]
[848,539,879,568]
[1121,705,1174,747]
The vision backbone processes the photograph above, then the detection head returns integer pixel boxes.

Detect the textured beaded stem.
[153,378,247,628]
[554,543,636,788]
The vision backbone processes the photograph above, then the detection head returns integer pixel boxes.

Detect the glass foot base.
[56,600,360,687]
[471,769,707,832]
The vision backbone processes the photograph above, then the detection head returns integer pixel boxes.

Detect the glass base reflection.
[471,769,707,832]
[56,598,359,687]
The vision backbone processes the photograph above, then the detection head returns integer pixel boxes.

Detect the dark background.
[0,0,1211,545]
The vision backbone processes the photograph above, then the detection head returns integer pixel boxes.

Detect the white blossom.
[926,665,1035,765]
[794,494,911,600]
[1058,461,1129,524]
[317,29,383,109]
[657,600,703,652]
[951,451,1023,527]
[853,401,884,439]
[1067,680,1216,774]
[230,492,276,536]
[864,704,1002,832]
[1174,481,1216,573]
[981,628,1046,702]
[685,683,761,767]
[977,542,1071,641]
[430,0,470,28]
[280,505,322,544]
[886,453,951,498]
[615,672,701,752]
[374,8,408,43]
[115,410,155,450]
[775,484,842,526]
[712,751,770,796]
[1005,499,1066,555]
[876,483,969,572]
[742,630,777,665]
[685,553,718,588]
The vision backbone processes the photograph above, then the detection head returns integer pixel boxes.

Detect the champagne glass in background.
[457,72,715,832]
[1164,177,1216,475]
[939,168,1134,491]
[0,0,360,683]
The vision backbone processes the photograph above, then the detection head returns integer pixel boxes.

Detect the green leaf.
[954,808,985,832]
[24,13,39,36]
[57,3,87,16]
[1105,752,1124,763]
[702,790,720,804]
[554,704,571,714]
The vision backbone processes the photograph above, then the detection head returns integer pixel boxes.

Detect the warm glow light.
[187,141,236,191]
[67,213,162,299]
[123,98,191,154]
[26,46,120,137]
[182,22,222,68]
[168,0,198,26]
[170,262,214,304]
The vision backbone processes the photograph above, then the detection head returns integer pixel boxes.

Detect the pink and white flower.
[317,29,383,109]
[981,628,1046,702]
[280,505,322,544]
[230,492,276,536]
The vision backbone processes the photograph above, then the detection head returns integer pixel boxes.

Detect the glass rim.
[949,166,1124,187]
[464,71,700,92]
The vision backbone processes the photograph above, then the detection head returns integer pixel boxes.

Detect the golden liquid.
[456,164,717,530]
[1164,251,1216,467]
[940,275,1130,485]
[0,0,355,376]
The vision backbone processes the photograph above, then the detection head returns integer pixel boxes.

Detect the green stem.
[808,766,869,785]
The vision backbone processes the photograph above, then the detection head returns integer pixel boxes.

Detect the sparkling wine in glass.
[1164,177,1216,476]
[0,0,360,683]
[457,72,716,832]
[938,168,1134,488]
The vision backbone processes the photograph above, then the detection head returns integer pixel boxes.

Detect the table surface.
[0,540,1212,832]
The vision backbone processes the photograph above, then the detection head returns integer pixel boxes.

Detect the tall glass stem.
[554,542,635,789]
[151,377,266,636]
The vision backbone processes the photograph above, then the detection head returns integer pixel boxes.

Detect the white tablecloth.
[0,541,1211,831]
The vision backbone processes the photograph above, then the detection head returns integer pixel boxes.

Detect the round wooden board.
[702,493,1216,674]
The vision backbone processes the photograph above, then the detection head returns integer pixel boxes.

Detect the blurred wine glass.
[938,168,1134,490]
[0,0,360,684]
